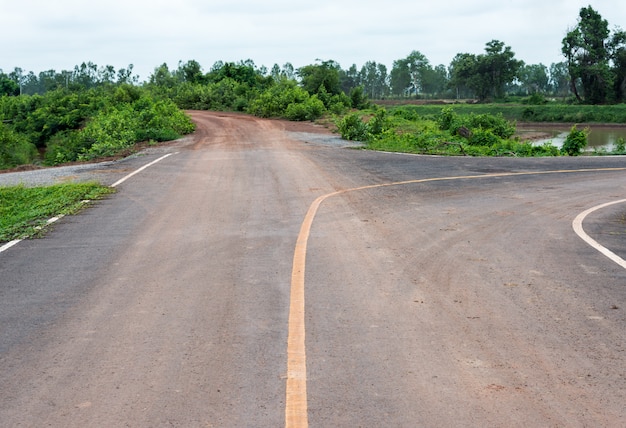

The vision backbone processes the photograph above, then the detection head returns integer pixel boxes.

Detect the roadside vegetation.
[0,5,623,241]
[0,4,624,171]
[0,183,113,242]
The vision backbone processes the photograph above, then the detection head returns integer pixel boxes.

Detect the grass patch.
[379,103,626,123]
[0,182,114,242]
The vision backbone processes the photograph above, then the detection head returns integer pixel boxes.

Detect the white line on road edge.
[111,152,177,187]
[0,152,177,254]
[573,199,626,270]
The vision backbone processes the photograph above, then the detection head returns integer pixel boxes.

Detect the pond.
[517,123,626,152]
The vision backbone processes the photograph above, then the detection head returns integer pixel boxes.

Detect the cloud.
[2,0,625,80]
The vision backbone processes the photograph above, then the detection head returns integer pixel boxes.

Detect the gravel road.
[1,111,623,427]
[0,129,355,188]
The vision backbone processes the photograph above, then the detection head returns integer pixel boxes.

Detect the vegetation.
[0,183,114,242]
[338,106,561,157]
[0,84,194,167]
[562,6,626,103]
[376,103,626,124]
[561,125,589,156]
[0,5,624,172]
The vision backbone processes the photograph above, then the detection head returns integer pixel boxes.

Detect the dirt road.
[1,111,625,427]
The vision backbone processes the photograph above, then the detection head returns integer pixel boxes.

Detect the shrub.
[0,123,37,168]
[561,125,588,156]
[337,113,369,141]
[285,96,325,121]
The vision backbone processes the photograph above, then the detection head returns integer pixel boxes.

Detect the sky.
[2,0,626,81]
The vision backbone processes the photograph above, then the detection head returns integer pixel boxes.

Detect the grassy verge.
[0,182,114,242]
[377,103,626,123]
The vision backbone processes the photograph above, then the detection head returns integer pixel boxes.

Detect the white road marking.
[0,152,177,254]
[286,166,626,427]
[111,153,176,187]
[572,199,626,270]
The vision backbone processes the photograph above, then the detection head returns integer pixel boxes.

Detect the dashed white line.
[0,152,177,254]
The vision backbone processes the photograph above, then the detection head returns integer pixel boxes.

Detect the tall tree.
[359,61,388,99]
[609,29,626,102]
[340,64,360,95]
[390,58,411,96]
[562,6,612,103]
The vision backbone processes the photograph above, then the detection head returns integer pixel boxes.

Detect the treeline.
[2,6,624,105]
[1,6,625,169]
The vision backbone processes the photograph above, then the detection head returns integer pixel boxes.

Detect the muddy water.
[517,123,626,151]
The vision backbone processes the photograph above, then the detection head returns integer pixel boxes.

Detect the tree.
[549,62,570,96]
[481,40,523,99]
[297,60,342,95]
[450,41,522,101]
[149,63,176,87]
[421,64,449,97]
[518,64,549,94]
[609,29,626,102]
[562,6,612,103]
[0,71,19,96]
[359,61,389,99]
[340,64,360,95]
[390,58,411,96]
[176,60,205,84]
[449,53,477,99]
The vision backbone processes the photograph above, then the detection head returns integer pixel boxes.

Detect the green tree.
[421,64,449,97]
[390,58,412,96]
[609,29,626,102]
[297,60,342,96]
[340,64,360,95]
[450,41,522,101]
[176,60,205,84]
[518,64,549,94]
[562,6,612,103]
[0,72,19,96]
[359,61,389,99]
[549,62,570,96]
[449,53,477,99]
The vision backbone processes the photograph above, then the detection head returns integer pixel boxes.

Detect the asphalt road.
[1,111,625,427]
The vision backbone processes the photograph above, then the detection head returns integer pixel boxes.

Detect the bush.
[0,123,37,168]
[561,125,588,156]
[285,96,326,121]
[337,113,369,141]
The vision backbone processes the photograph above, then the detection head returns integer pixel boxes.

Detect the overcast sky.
[2,0,625,81]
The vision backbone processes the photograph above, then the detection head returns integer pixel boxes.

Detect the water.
[518,124,626,152]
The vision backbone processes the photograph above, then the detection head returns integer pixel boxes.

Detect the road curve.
[1,111,625,427]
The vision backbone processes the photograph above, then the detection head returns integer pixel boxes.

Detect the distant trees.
[562,5,626,103]
[0,63,139,95]
[449,40,523,101]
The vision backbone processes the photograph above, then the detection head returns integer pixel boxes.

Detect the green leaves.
[0,122,37,168]
[561,125,588,156]
[562,6,626,103]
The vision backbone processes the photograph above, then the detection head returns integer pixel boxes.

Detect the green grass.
[0,182,114,242]
[380,103,626,123]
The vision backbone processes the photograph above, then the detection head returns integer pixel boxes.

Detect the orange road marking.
[285,167,625,427]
